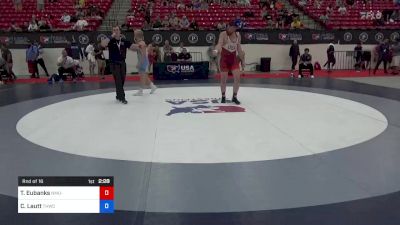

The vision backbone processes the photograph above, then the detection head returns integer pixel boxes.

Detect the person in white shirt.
[85,42,96,75]
[74,17,88,31]
[28,21,38,31]
[179,16,190,29]
[57,49,77,82]
[338,5,347,15]
[61,12,71,23]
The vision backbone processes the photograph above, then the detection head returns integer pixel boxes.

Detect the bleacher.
[291,0,400,29]
[0,0,113,31]
[126,0,268,29]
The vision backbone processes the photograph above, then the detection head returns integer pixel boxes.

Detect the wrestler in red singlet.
[215,22,244,105]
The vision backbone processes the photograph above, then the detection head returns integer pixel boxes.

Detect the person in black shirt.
[373,39,390,74]
[298,48,314,78]
[101,26,136,104]
[289,40,300,76]
[354,42,363,71]
[323,43,335,72]
[178,48,192,62]
[94,42,106,79]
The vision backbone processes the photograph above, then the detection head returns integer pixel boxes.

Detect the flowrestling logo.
[166,98,245,116]
[166,65,195,73]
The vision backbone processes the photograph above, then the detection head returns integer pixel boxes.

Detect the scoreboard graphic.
[18,176,114,213]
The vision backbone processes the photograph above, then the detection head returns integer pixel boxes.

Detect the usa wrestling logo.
[165,98,245,116]
[167,65,195,74]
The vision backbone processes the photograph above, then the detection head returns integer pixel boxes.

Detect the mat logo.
[166,65,195,73]
[165,98,245,116]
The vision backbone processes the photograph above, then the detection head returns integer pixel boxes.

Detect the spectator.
[354,42,363,71]
[374,10,384,26]
[319,13,329,23]
[161,16,170,28]
[154,45,162,63]
[36,43,50,77]
[177,0,186,10]
[74,17,88,30]
[178,42,185,53]
[373,39,391,74]
[382,9,394,23]
[234,16,245,29]
[200,1,209,10]
[26,41,39,78]
[216,21,227,30]
[324,43,336,71]
[85,42,96,76]
[298,48,314,78]
[169,14,180,29]
[238,0,250,6]
[180,16,190,29]
[57,49,77,82]
[338,4,347,15]
[289,40,300,75]
[284,11,294,28]
[61,12,71,23]
[153,16,162,29]
[28,20,39,32]
[275,1,284,10]
[261,7,271,21]
[75,7,85,18]
[298,0,307,7]
[163,40,174,62]
[314,0,322,9]
[291,17,303,29]
[37,0,44,11]
[78,0,85,7]
[13,0,23,11]
[391,10,400,22]
[8,21,21,32]
[365,10,375,20]
[94,42,106,79]
[189,19,199,30]
[0,43,16,80]
[193,0,202,10]
[178,48,192,62]
[326,4,334,15]
[38,16,52,30]
[259,0,268,8]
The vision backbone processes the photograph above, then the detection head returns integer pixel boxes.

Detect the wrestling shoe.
[150,84,157,94]
[221,96,226,103]
[232,97,241,105]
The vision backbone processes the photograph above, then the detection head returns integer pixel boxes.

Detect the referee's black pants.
[110,61,127,100]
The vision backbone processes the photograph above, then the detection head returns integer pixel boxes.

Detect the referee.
[102,26,135,104]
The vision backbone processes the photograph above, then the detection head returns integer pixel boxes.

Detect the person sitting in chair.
[57,49,77,82]
[298,48,314,78]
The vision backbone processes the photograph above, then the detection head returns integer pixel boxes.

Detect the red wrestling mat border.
[10,70,395,84]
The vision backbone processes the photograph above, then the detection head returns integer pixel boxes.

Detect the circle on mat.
[16,87,388,163]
